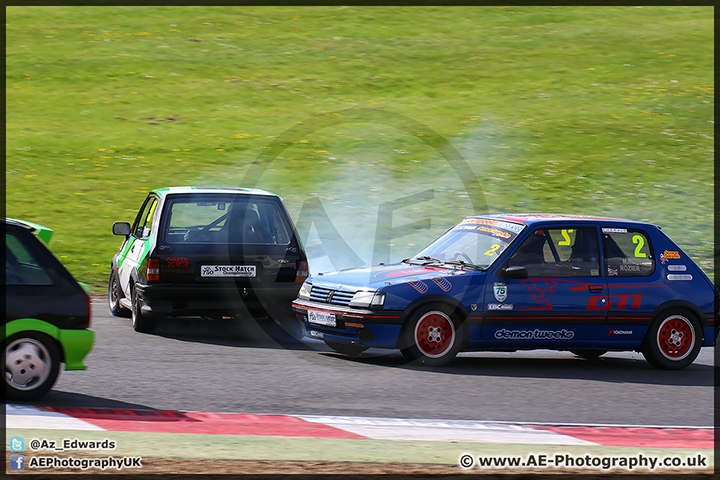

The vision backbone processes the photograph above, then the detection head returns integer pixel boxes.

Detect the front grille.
[309,286,356,306]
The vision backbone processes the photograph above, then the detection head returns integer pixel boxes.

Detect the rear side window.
[602,228,654,277]
[5,231,52,285]
[164,197,291,245]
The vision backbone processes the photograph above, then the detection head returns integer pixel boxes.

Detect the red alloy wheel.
[657,315,694,360]
[414,311,455,358]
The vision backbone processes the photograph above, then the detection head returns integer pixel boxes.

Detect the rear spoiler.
[5,217,54,244]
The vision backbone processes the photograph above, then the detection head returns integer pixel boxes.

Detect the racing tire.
[5,332,61,401]
[399,303,467,366]
[131,286,156,333]
[571,349,607,360]
[641,309,702,370]
[324,340,369,357]
[108,271,130,317]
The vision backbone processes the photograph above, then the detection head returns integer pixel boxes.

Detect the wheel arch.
[648,301,706,341]
[396,294,469,349]
[4,319,65,364]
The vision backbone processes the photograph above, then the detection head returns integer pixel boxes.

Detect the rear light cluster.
[295,260,309,283]
[147,258,160,282]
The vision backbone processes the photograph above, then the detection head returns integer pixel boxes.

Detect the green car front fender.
[4,318,94,371]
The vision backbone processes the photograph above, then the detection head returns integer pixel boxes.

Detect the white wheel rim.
[5,338,52,391]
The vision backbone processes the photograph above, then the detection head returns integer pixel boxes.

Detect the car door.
[482,226,609,348]
[600,226,661,345]
[117,195,158,295]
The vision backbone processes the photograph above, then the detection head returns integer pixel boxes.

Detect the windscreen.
[413,218,525,269]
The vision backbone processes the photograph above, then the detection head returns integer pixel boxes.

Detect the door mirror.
[500,266,528,279]
[112,222,131,236]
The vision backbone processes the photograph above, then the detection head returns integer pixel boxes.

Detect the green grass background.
[6,6,714,291]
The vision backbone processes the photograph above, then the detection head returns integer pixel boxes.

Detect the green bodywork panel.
[4,318,94,370]
[5,217,54,244]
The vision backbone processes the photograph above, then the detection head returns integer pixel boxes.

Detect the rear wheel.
[108,271,130,317]
[642,310,702,370]
[324,340,368,357]
[399,303,466,366]
[131,286,156,333]
[5,332,61,401]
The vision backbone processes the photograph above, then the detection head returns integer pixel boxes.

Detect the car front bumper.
[58,328,94,370]
[291,299,403,348]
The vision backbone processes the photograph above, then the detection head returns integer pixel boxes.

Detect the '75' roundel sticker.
[493,282,507,303]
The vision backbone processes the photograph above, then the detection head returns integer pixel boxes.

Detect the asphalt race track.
[32,299,714,428]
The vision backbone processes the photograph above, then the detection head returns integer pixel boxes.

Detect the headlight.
[349,290,385,308]
[298,282,311,300]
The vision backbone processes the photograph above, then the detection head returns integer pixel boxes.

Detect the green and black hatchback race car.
[4,218,94,400]
[109,187,309,332]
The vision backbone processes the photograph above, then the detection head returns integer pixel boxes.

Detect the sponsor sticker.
[493,282,508,303]
[494,328,575,340]
[460,218,524,233]
[667,274,693,281]
[661,250,681,264]
[487,303,513,311]
[307,309,337,327]
[201,265,256,277]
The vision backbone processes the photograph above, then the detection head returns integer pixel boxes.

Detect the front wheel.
[131,286,156,333]
[5,332,61,401]
[399,304,466,366]
[641,310,702,370]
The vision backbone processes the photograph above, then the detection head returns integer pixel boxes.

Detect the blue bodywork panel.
[292,214,718,355]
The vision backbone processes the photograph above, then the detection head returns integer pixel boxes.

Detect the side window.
[507,227,600,277]
[602,228,654,277]
[256,203,291,244]
[133,197,158,239]
[5,232,52,285]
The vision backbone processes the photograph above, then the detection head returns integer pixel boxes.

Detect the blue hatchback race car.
[292,214,718,369]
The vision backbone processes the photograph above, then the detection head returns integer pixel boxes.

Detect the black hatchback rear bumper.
[136,282,301,319]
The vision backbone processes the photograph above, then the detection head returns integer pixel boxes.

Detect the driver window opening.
[507,227,600,277]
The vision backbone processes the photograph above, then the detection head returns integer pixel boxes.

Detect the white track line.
[298,415,597,445]
[6,404,104,431]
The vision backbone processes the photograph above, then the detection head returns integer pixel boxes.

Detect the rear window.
[602,228,654,277]
[5,231,53,285]
[163,196,291,245]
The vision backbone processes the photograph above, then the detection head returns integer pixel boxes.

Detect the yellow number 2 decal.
[484,244,501,256]
[558,229,574,246]
[632,235,647,257]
